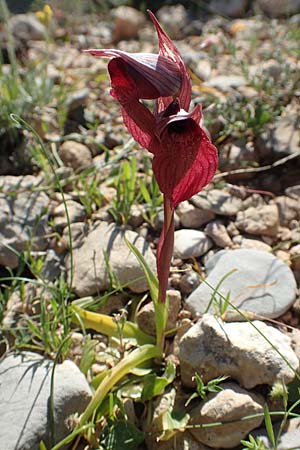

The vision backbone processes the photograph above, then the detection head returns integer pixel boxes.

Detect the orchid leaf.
[159,410,190,441]
[102,420,145,450]
[141,361,176,401]
[124,237,167,348]
[124,237,158,304]
[80,344,162,425]
[264,404,276,448]
[72,305,154,345]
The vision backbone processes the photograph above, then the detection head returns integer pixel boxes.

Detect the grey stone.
[65,88,90,112]
[128,204,144,228]
[189,382,264,448]
[185,249,297,319]
[67,221,156,296]
[136,290,181,336]
[285,184,300,200]
[209,0,250,17]
[234,236,272,252]
[0,175,50,268]
[236,204,279,236]
[179,271,201,295]
[112,6,145,42]
[219,140,258,175]
[192,190,243,216]
[176,201,216,228]
[256,106,300,159]
[9,13,46,40]
[257,0,300,16]
[59,141,93,170]
[206,75,247,91]
[291,244,300,270]
[174,229,213,259]
[3,282,50,328]
[53,200,86,228]
[179,314,299,389]
[204,220,233,248]
[154,209,180,231]
[39,249,65,282]
[195,59,212,81]
[0,352,92,450]
[157,4,188,39]
[62,222,89,249]
[275,196,300,226]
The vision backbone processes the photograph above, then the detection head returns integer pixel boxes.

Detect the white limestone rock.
[179,314,299,389]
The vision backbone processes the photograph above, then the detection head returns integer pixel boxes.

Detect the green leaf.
[79,338,96,376]
[195,372,206,399]
[207,375,229,393]
[80,344,162,425]
[141,362,176,401]
[159,410,190,441]
[103,421,144,450]
[72,305,154,345]
[124,238,158,304]
[139,179,151,203]
[264,403,276,448]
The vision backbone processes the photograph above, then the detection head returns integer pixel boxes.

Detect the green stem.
[79,344,161,425]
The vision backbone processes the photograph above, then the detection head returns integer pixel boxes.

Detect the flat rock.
[192,190,243,216]
[236,204,279,236]
[0,175,50,268]
[179,314,299,389]
[234,236,272,252]
[67,221,156,296]
[174,229,213,259]
[189,382,264,448]
[176,201,216,228]
[185,249,297,319]
[53,200,86,228]
[0,352,92,450]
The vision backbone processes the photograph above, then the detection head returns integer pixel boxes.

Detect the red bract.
[85,11,218,305]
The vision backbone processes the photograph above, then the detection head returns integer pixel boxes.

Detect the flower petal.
[147,10,191,112]
[121,101,159,151]
[84,49,181,99]
[152,116,218,207]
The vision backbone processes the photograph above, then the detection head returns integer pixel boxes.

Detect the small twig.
[214,151,300,180]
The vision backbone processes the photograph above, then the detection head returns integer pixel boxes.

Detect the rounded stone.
[174,229,213,259]
[185,249,297,319]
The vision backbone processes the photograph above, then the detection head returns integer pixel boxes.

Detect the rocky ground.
[0,0,300,449]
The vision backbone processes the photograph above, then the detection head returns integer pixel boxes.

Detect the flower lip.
[157,105,199,138]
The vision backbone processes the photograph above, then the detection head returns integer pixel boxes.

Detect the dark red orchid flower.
[85,11,218,304]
